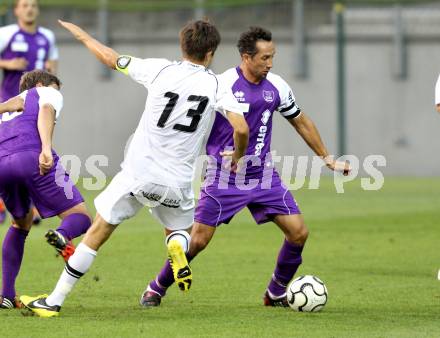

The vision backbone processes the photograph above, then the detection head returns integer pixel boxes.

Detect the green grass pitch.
[0,177,439,337]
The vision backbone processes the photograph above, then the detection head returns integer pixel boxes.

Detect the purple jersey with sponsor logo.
[0,24,58,102]
[205,67,301,183]
[0,86,63,158]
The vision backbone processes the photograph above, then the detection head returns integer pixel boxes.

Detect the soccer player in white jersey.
[20,19,249,317]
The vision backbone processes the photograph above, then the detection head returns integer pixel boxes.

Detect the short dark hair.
[237,26,272,57]
[179,19,221,62]
[19,70,61,92]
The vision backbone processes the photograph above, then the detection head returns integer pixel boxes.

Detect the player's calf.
[188,222,216,257]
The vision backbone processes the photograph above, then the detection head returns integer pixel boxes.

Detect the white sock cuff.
[165,230,191,254]
[76,243,97,257]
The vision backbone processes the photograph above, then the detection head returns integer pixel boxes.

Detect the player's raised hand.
[6,57,28,71]
[39,149,53,175]
[58,20,87,41]
[324,156,351,176]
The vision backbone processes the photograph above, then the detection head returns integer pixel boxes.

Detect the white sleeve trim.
[267,72,301,119]
[0,24,19,54]
[37,86,63,119]
[19,90,28,101]
[38,27,59,60]
[215,70,243,117]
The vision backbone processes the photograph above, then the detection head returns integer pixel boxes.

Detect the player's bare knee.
[189,223,215,256]
[298,224,309,244]
[59,202,91,221]
[189,235,209,256]
[12,221,32,231]
[12,210,34,231]
[286,223,308,246]
[83,215,117,250]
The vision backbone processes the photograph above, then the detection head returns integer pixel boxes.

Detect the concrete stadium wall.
[53,38,440,177]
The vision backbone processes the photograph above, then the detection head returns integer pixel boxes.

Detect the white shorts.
[94,170,195,230]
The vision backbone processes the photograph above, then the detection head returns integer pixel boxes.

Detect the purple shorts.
[195,172,301,227]
[0,151,84,220]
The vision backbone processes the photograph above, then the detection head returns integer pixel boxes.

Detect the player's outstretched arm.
[58,20,119,70]
[436,104,440,114]
[288,112,350,175]
[221,111,249,167]
[0,96,24,114]
[37,104,56,175]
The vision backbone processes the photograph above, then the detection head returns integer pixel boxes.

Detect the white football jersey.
[117,57,243,188]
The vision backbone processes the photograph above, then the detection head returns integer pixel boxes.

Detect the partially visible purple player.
[0,0,58,102]
[0,0,59,225]
[0,70,91,309]
[141,26,351,307]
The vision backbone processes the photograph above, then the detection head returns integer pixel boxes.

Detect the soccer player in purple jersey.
[141,26,350,307]
[0,70,91,309]
[0,0,59,224]
[0,0,58,101]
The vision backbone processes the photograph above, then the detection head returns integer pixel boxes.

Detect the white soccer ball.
[286,275,328,312]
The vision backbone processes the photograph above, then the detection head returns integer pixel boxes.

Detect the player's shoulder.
[204,68,219,84]
[18,89,28,101]
[218,67,239,81]
[36,86,63,100]
[0,24,19,37]
[149,57,172,64]
[217,67,240,86]
[134,57,172,70]
[37,26,56,42]
[266,71,290,90]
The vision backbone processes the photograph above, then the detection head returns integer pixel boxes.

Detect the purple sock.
[56,213,91,241]
[149,279,167,297]
[2,226,29,299]
[268,239,304,297]
[150,253,194,296]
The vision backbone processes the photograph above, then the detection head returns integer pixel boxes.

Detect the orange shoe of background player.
[0,199,6,224]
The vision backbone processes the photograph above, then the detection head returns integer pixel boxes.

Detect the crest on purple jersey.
[36,36,47,46]
[263,90,274,102]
